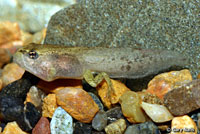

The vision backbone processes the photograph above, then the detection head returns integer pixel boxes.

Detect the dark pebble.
[89,92,104,110]
[0,78,32,99]
[92,110,107,131]
[17,102,41,132]
[91,131,105,134]
[124,121,161,134]
[73,122,92,134]
[0,95,24,121]
[106,106,128,125]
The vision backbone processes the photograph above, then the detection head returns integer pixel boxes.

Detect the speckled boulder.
[44,0,199,78]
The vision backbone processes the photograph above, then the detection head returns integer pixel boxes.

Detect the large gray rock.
[0,0,76,32]
[44,0,200,77]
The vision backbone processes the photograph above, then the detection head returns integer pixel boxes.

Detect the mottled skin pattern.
[13,43,188,81]
[13,43,188,104]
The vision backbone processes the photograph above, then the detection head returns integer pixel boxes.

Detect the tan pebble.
[42,94,58,118]
[97,79,130,108]
[32,28,46,44]
[20,31,33,46]
[0,49,10,68]
[119,91,146,123]
[105,119,126,134]
[37,79,82,93]
[0,22,23,52]
[146,69,192,100]
[25,86,46,110]
[2,121,28,134]
[141,102,173,123]
[56,87,99,123]
[171,115,197,134]
[1,63,25,87]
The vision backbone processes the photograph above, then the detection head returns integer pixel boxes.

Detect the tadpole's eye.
[28,50,38,59]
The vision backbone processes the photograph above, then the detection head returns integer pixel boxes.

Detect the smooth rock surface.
[119,91,146,123]
[141,102,173,123]
[164,79,200,116]
[124,121,161,134]
[74,122,92,134]
[56,87,99,123]
[92,110,108,131]
[147,69,192,100]
[32,117,50,134]
[42,94,58,118]
[171,115,197,134]
[50,107,73,134]
[105,119,126,134]
[97,79,130,108]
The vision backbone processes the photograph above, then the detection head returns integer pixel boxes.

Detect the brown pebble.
[1,63,25,87]
[164,79,200,116]
[0,79,2,91]
[32,117,50,134]
[56,87,99,123]
[197,73,200,79]
[0,48,10,68]
[147,69,192,100]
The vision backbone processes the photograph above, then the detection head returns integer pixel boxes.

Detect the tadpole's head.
[13,43,82,81]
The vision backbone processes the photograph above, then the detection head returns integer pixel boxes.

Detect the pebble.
[0,95,24,122]
[89,92,104,110]
[119,91,146,123]
[141,102,174,123]
[105,119,126,134]
[105,107,125,124]
[1,63,25,87]
[32,117,50,134]
[56,87,99,123]
[0,78,33,99]
[0,79,2,91]
[25,86,46,111]
[74,122,92,134]
[171,115,197,134]
[97,79,130,108]
[198,73,200,79]
[2,121,28,134]
[164,79,200,116]
[17,102,41,131]
[0,48,10,68]
[50,107,73,134]
[0,22,22,49]
[124,121,161,134]
[138,91,163,105]
[92,110,108,131]
[146,69,192,100]
[42,94,58,118]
